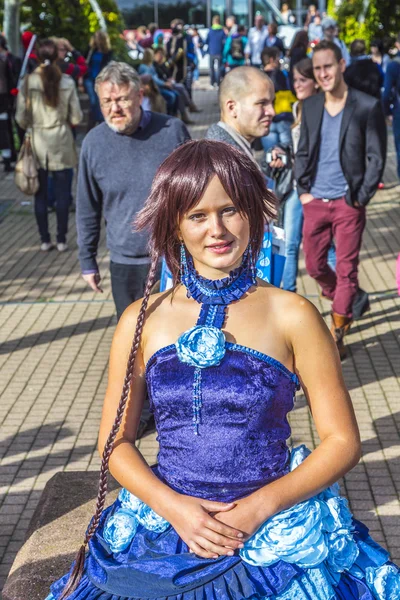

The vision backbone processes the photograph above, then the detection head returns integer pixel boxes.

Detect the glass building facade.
[117,0,284,30]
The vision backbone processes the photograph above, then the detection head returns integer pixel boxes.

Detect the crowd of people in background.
[0,11,397,157]
[0,5,400,351]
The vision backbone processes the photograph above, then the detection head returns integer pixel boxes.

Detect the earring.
[247,243,257,280]
[180,242,188,284]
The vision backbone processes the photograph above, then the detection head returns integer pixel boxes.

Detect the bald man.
[205,66,275,161]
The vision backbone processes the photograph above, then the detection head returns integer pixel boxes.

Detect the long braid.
[59,254,160,599]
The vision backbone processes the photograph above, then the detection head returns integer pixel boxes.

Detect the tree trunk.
[3,0,20,56]
[88,0,108,32]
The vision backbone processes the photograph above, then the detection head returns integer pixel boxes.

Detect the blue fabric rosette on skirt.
[46,446,400,600]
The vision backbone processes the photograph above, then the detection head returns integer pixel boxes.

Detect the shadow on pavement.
[0,315,113,355]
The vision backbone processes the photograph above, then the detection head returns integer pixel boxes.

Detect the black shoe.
[3,159,14,173]
[352,289,370,320]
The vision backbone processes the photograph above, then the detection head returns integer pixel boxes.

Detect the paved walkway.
[0,83,400,590]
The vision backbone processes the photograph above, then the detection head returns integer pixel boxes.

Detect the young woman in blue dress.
[48,140,399,600]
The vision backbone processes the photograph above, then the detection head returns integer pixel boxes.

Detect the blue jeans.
[210,55,222,86]
[282,189,337,292]
[47,168,74,208]
[160,88,179,114]
[84,78,103,123]
[193,56,199,81]
[282,189,303,292]
[35,169,72,244]
[392,109,400,179]
[261,120,293,152]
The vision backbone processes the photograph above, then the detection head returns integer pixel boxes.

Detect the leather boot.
[180,109,195,125]
[330,313,352,360]
[189,101,202,113]
[352,288,370,320]
[321,289,370,320]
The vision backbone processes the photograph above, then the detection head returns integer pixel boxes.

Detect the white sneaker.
[40,242,53,252]
[57,243,68,252]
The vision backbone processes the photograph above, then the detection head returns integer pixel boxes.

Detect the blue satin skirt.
[46,447,400,599]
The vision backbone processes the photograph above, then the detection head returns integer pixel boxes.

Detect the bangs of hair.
[136,139,277,283]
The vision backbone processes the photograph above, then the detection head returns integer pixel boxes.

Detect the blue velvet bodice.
[146,344,299,502]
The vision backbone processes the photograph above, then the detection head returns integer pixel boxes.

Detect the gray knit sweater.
[77,112,190,272]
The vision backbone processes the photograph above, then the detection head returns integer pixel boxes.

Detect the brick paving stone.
[0,80,399,591]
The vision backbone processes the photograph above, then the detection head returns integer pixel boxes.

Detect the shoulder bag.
[14,77,39,195]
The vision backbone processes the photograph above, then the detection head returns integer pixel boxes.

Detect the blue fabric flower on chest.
[176,325,226,369]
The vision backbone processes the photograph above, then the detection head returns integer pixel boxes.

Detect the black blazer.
[295,87,386,207]
[344,59,383,100]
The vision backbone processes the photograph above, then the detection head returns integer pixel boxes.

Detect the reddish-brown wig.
[60,139,277,598]
[136,139,277,283]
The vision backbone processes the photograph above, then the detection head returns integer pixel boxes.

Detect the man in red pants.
[295,41,386,359]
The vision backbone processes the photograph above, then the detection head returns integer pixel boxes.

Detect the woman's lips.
[206,241,233,254]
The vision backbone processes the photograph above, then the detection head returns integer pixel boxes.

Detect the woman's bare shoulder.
[256,280,306,307]
[255,285,336,373]
[255,283,323,329]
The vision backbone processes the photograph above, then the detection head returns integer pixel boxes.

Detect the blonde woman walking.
[16,39,82,252]
[85,31,113,129]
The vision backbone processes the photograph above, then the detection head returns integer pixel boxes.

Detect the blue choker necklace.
[176,245,257,434]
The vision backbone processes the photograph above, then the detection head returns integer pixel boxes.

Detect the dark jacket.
[344,58,383,99]
[265,68,295,121]
[85,48,113,79]
[0,51,21,110]
[58,50,88,81]
[166,33,195,83]
[295,87,386,207]
[153,61,171,82]
[265,35,285,54]
[383,55,400,115]
[205,26,226,56]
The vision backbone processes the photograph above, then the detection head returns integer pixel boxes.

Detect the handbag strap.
[23,74,36,155]
[24,74,34,131]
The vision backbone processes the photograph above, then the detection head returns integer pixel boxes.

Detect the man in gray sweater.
[77,62,190,319]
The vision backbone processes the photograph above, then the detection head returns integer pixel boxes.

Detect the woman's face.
[293,69,317,100]
[57,43,68,60]
[179,175,250,280]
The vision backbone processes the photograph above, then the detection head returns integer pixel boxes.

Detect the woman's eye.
[188,213,205,221]
[223,207,237,215]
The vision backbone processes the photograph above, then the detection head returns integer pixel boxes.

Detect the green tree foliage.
[23,0,88,49]
[373,0,400,46]
[0,0,130,59]
[329,0,400,48]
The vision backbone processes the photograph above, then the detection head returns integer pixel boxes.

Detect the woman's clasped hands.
[164,494,244,559]
[164,493,266,559]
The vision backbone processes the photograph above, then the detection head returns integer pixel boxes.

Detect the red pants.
[302,197,366,318]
